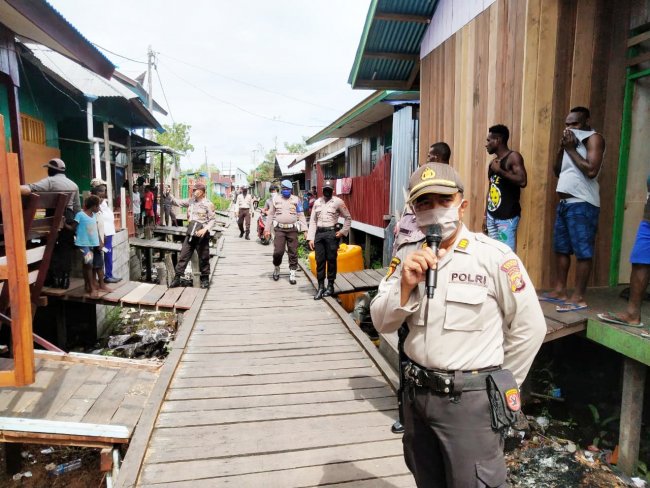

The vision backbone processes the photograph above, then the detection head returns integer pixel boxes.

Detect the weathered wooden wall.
[419,0,629,288]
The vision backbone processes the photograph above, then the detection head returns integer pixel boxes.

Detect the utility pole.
[147,46,154,184]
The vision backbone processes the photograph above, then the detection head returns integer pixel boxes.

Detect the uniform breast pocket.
[443,284,488,331]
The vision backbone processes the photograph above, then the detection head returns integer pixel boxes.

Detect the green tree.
[283,137,307,154]
[153,122,195,177]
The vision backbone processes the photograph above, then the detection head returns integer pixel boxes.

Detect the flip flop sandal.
[597,312,645,328]
[538,293,566,304]
[556,303,588,313]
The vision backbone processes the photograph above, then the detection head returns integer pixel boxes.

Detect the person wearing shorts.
[541,107,605,312]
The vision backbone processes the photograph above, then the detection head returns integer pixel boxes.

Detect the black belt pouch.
[486,369,520,432]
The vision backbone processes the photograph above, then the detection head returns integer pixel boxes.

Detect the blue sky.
[50,0,374,172]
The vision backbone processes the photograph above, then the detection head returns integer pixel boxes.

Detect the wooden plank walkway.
[42,279,206,311]
[120,224,412,487]
[0,352,159,448]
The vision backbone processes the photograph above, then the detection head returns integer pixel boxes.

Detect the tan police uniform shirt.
[28,173,81,214]
[236,193,254,210]
[307,196,352,241]
[172,196,217,231]
[370,224,545,386]
[265,194,307,230]
[393,207,425,256]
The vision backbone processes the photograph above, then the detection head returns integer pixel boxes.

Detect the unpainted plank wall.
[419,0,629,289]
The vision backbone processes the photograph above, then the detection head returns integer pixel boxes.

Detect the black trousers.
[50,227,75,278]
[314,229,338,282]
[175,235,210,277]
[273,228,298,269]
[402,384,506,488]
[238,208,251,233]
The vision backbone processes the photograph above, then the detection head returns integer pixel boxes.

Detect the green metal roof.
[306,90,419,144]
[348,0,437,90]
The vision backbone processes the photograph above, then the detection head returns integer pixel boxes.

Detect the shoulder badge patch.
[457,238,469,250]
[505,388,521,412]
[500,258,526,293]
[386,257,401,278]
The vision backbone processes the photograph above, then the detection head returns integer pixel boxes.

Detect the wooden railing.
[0,117,35,386]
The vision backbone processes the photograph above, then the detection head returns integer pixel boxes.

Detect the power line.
[157,51,344,114]
[154,63,175,125]
[157,60,325,129]
[92,42,148,64]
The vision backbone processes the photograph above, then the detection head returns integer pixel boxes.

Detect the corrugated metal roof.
[291,138,336,166]
[316,147,345,164]
[28,44,135,99]
[1,0,114,78]
[275,153,303,176]
[307,90,419,145]
[348,0,437,90]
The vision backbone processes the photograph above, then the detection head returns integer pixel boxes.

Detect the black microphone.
[425,224,443,299]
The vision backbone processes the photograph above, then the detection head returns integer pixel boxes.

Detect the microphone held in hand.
[425,224,443,299]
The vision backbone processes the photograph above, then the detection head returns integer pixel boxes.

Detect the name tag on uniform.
[449,272,487,287]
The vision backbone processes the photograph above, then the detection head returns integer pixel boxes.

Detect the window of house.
[384,132,392,153]
[370,137,378,170]
[348,143,362,177]
[322,155,346,180]
[20,114,46,145]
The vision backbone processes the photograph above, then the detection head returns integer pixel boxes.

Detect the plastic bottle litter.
[46,458,82,476]
[40,447,55,454]
[12,471,32,481]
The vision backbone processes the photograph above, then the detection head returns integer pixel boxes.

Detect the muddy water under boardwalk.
[134,224,412,487]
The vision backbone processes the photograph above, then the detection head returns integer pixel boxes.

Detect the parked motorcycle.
[257,212,271,245]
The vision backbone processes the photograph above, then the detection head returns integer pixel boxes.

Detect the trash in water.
[40,447,55,454]
[46,458,82,476]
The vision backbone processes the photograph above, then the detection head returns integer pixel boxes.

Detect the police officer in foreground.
[307,180,351,300]
[169,182,216,289]
[264,180,307,284]
[370,163,545,487]
[20,158,80,289]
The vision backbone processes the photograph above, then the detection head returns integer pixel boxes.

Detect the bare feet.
[98,285,112,292]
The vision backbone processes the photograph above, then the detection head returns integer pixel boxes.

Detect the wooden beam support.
[364,51,419,62]
[627,30,650,48]
[626,51,650,67]
[374,12,430,24]
[353,80,410,90]
[618,358,646,475]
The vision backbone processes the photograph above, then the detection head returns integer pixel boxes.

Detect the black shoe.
[314,282,325,300]
[60,274,70,290]
[52,277,63,289]
[391,420,404,434]
[169,275,182,288]
[273,266,280,281]
[323,282,335,297]
[245,233,250,240]
[239,231,244,238]
[200,278,210,289]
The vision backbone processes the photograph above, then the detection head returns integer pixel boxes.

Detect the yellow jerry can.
[309,243,364,312]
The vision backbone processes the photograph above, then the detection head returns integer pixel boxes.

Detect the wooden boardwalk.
[120,224,412,487]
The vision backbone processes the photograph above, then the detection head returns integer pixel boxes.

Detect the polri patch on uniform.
[505,388,521,412]
[386,257,401,278]
[457,238,469,250]
[500,258,526,293]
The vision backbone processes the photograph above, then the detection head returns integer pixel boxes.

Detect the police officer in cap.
[370,163,545,487]
[169,181,216,289]
[307,180,351,299]
[265,180,307,284]
[21,158,80,288]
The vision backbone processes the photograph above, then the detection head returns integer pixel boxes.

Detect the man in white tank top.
[540,107,605,312]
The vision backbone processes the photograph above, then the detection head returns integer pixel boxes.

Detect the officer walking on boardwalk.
[307,180,351,300]
[236,184,254,239]
[169,182,216,289]
[264,180,307,284]
[370,163,546,487]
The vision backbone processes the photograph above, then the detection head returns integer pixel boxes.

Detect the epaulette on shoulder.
[475,233,511,254]
[395,235,425,253]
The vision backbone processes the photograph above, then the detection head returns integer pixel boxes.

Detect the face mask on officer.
[242,188,247,196]
[281,189,291,198]
[415,200,464,241]
[323,188,333,200]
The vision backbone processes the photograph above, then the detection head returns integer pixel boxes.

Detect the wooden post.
[103,123,113,208]
[364,233,372,268]
[618,358,646,475]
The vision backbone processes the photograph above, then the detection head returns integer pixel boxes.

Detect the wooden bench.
[331,268,388,296]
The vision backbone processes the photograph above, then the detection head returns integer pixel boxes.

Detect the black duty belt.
[404,360,499,394]
[316,226,336,232]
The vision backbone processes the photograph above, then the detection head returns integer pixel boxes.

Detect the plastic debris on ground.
[505,415,639,487]
[91,307,177,360]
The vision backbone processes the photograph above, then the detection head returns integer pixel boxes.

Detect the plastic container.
[309,243,364,312]
[47,459,81,476]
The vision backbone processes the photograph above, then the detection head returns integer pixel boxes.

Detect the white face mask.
[415,202,463,240]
